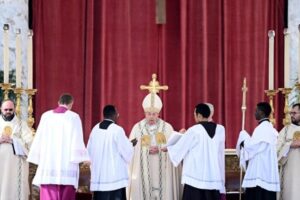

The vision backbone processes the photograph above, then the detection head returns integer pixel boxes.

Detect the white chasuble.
[0,116,33,200]
[128,119,182,200]
[277,124,300,200]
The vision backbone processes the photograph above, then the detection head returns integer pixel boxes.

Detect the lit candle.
[268,30,275,90]
[298,24,300,83]
[16,29,22,88]
[27,30,33,89]
[284,29,290,88]
[3,24,9,83]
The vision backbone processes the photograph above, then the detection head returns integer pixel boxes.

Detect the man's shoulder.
[159,119,173,129]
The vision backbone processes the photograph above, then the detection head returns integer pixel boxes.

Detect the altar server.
[87,105,134,200]
[236,102,279,200]
[167,103,225,200]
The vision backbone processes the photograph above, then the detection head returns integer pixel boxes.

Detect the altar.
[28,149,244,200]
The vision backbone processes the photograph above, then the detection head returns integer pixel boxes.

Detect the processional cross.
[140,74,168,93]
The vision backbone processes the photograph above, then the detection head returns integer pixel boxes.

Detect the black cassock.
[93,188,126,200]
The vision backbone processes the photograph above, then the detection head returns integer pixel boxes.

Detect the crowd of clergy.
[1,92,300,200]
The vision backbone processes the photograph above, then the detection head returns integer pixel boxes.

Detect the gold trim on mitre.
[142,93,163,113]
[3,126,12,137]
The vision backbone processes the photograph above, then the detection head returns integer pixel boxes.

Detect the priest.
[87,105,134,200]
[167,103,225,199]
[277,103,300,200]
[27,93,90,200]
[128,76,181,200]
[0,99,33,200]
[236,102,279,200]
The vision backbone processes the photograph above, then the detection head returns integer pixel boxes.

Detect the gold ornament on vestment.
[3,126,12,137]
[141,135,151,147]
[155,132,166,145]
[293,131,300,141]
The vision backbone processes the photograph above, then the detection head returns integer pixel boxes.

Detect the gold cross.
[140,74,168,93]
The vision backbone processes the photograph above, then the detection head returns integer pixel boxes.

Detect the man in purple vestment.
[28,93,90,200]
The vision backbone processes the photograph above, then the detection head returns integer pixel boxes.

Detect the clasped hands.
[0,135,12,144]
[291,140,300,148]
[149,146,168,154]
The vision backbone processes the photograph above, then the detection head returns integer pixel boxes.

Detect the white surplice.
[277,123,300,200]
[87,121,133,191]
[167,123,225,193]
[236,121,280,192]
[27,110,89,189]
[0,115,33,200]
[128,118,182,200]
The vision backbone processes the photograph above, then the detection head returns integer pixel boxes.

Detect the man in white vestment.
[128,92,181,200]
[167,103,225,200]
[27,93,90,200]
[87,105,134,200]
[277,103,300,200]
[236,102,279,200]
[0,99,33,200]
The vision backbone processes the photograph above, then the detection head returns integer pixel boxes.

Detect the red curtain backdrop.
[32,0,284,148]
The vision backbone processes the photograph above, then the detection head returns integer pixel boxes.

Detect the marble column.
[0,1,39,200]
[288,0,300,104]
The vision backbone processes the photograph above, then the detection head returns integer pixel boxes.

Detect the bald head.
[1,99,15,121]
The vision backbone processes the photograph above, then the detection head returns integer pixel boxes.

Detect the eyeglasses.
[289,112,300,115]
[4,109,13,112]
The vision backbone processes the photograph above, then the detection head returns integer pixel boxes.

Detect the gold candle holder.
[279,88,292,126]
[14,88,24,117]
[0,83,12,100]
[25,89,37,132]
[295,82,300,89]
[264,89,278,125]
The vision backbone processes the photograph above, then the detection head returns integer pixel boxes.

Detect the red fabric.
[40,184,75,200]
[32,0,284,147]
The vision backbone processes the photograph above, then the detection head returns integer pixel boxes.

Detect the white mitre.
[142,93,163,113]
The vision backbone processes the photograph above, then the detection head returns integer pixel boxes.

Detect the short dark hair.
[257,102,272,117]
[58,93,73,105]
[195,103,211,118]
[292,103,300,110]
[103,105,117,118]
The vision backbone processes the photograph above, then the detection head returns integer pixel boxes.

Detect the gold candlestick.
[295,82,300,89]
[14,88,24,117]
[0,83,12,100]
[265,89,278,125]
[25,89,37,132]
[279,88,292,126]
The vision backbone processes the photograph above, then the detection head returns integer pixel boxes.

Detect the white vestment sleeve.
[167,130,197,167]
[70,114,89,163]
[115,128,134,164]
[27,114,45,165]
[277,126,292,165]
[218,127,226,193]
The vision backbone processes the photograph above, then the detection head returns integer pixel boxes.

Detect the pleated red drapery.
[32,0,284,147]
